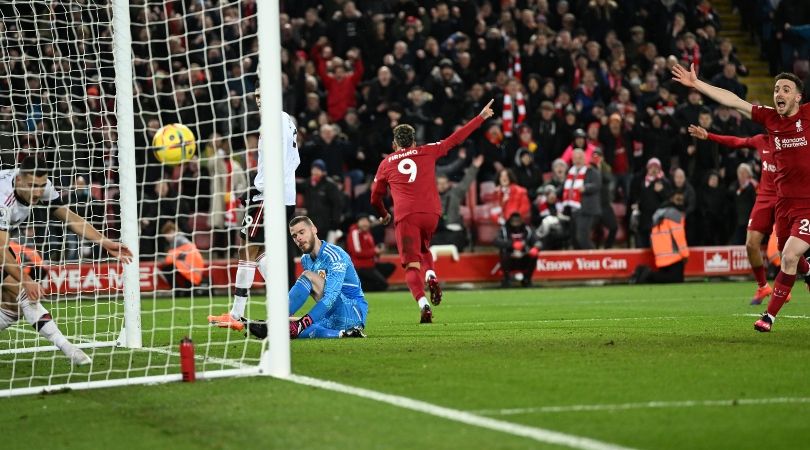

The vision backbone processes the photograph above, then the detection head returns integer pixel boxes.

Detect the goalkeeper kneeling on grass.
[247,216,367,340]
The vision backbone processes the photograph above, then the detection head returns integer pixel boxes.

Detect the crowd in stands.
[2,0,810,265]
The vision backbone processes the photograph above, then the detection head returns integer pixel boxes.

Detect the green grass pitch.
[3,281,810,450]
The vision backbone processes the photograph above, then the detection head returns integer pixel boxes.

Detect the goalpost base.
[1,366,263,398]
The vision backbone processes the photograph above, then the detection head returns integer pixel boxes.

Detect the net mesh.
[0,0,266,395]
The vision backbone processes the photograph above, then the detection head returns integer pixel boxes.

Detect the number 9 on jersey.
[397,157,417,183]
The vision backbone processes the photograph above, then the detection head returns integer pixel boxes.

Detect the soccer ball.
[152,123,196,165]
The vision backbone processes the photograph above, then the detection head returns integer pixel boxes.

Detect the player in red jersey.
[687,126,787,304]
[371,100,495,323]
[672,64,810,331]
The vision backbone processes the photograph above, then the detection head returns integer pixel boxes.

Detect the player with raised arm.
[371,100,495,323]
[686,125,805,304]
[246,216,367,339]
[0,156,133,364]
[208,86,300,332]
[672,64,810,331]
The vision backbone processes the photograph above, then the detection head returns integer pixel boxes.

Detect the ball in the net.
[152,123,196,165]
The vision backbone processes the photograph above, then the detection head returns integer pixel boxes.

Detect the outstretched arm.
[688,125,758,149]
[370,165,391,224]
[430,99,495,157]
[672,63,753,118]
[53,206,133,263]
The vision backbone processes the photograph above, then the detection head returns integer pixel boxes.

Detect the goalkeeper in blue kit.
[247,215,367,339]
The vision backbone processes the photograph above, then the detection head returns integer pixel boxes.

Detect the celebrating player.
[371,99,495,323]
[686,125,802,304]
[247,216,367,339]
[0,156,133,365]
[208,86,299,332]
[672,64,810,331]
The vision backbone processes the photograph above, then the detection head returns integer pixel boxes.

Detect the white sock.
[0,309,17,332]
[767,313,776,322]
[256,252,268,281]
[424,269,437,282]
[417,297,429,309]
[20,297,69,352]
[231,260,257,319]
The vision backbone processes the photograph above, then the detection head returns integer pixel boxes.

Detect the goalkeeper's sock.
[231,260,257,319]
[752,265,767,288]
[405,266,426,303]
[256,252,268,281]
[767,270,796,317]
[20,296,69,352]
[798,257,809,275]
[0,309,17,332]
[289,275,312,315]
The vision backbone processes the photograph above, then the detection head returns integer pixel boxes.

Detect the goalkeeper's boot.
[339,327,367,338]
[427,275,443,306]
[754,313,774,332]
[420,304,433,324]
[208,312,245,332]
[750,284,772,305]
[63,343,92,366]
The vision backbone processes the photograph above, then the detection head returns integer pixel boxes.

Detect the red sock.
[420,252,435,276]
[767,271,796,317]
[405,267,426,302]
[798,257,809,275]
[752,265,767,288]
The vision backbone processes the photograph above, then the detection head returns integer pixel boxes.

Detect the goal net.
[0,0,286,397]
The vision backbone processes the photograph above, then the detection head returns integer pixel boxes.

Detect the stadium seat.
[479,181,497,203]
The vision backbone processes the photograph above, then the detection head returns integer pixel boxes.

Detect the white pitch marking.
[286,374,637,450]
[474,397,810,416]
[736,314,810,319]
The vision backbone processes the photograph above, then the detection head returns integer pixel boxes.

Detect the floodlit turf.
[3,281,810,450]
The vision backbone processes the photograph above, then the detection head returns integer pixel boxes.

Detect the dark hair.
[498,168,517,185]
[19,156,50,177]
[393,124,415,148]
[289,215,314,228]
[775,72,804,94]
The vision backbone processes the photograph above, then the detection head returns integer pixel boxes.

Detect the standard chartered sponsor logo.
[779,136,808,148]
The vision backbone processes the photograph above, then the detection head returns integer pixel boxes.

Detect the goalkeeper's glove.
[289,314,313,339]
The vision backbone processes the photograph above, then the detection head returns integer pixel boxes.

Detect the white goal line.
[473,397,810,416]
[285,374,637,450]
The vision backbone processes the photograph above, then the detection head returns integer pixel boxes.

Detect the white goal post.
[0,0,289,397]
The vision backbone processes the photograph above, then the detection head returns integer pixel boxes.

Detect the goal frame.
[0,0,290,397]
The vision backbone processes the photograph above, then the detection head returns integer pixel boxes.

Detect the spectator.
[562,148,601,249]
[560,128,597,166]
[298,159,344,242]
[697,171,728,245]
[682,108,720,187]
[590,149,617,249]
[205,136,249,258]
[433,155,483,252]
[494,212,539,288]
[709,63,747,101]
[493,168,531,224]
[671,168,699,245]
[63,175,104,261]
[535,185,571,250]
[598,113,631,200]
[513,149,541,202]
[629,158,671,248]
[533,100,563,171]
[548,158,569,194]
[140,180,189,259]
[346,215,395,292]
[731,163,757,245]
[314,45,364,122]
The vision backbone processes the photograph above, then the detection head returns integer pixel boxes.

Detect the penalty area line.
[473,397,810,416]
[286,374,637,450]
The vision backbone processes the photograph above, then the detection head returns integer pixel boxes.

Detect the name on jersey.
[388,149,418,162]
[774,136,807,150]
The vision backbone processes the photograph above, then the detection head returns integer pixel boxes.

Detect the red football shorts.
[747,195,777,235]
[394,212,439,266]
[775,197,810,251]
